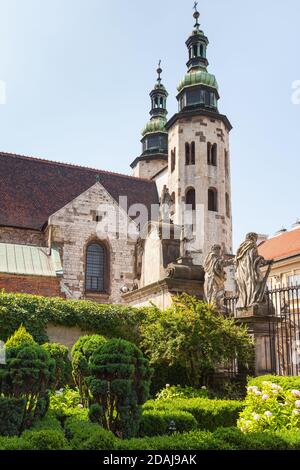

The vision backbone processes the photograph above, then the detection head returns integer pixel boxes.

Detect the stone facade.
[168,115,232,265]
[49,182,138,303]
[132,158,167,180]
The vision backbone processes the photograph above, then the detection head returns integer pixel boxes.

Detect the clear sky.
[0,0,299,249]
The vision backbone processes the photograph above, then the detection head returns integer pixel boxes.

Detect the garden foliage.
[141,295,254,386]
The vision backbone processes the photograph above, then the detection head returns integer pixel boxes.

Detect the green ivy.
[0,292,152,344]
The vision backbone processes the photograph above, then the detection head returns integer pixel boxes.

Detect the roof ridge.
[0,151,154,184]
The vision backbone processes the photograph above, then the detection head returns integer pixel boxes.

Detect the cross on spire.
[193,1,200,30]
[157,60,162,85]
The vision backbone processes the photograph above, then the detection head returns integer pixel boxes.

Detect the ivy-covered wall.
[0,292,151,345]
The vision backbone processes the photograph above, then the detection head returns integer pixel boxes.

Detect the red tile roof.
[0,152,159,230]
[258,227,300,261]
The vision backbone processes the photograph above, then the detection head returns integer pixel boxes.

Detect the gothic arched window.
[171,148,176,172]
[85,243,107,292]
[185,143,190,165]
[186,188,196,211]
[211,144,217,166]
[208,188,218,212]
[191,141,195,165]
[226,193,230,218]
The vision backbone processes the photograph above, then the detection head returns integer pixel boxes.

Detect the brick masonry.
[0,273,63,297]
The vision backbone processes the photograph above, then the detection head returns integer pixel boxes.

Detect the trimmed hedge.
[21,429,69,450]
[140,410,198,437]
[248,375,300,391]
[0,292,151,344]
[144,398,244,431]
[64,414,116,450]
[117,427,300,451]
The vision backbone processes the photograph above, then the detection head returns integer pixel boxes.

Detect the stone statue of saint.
[203,244,232,311]
[159,186,173,223]
[235,233,273,309]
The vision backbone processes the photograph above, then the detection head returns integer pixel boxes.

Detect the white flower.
[255,390,262,396]
[247,386,258,392]
[166,384,170,388]
[55,390,63,396]
[291,390,300,397]
[262,381,271,386]
[264,411,273,417]
[77,404,84,409]
[253,413,260,421]
[295,400,300,408]
[271,384,282,391]
[201,386,207,390]
[292,409,300,415]
[262,394,269,400]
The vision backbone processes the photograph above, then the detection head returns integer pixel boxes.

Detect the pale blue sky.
[0,0,299,248]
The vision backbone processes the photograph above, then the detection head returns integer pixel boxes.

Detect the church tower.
[166,4,233,264]
[131,63,169,179]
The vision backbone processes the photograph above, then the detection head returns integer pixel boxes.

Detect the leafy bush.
[64,414,116,450]
[5,325,35,349]
[140,410,197,437]
[141,295,253,387]
[42,343,72,389]
[87,339,152,439]
[0,342,55,431]
[238,380,300,433]
[31,411,63,432]
[71,335,107,405]
[144,397,244,431]
[22,429,69,450]
[155,384,208,401]
[213,426,289,450]
[0,397,25,436]
[49,386,82,420]
[0,291,150,344]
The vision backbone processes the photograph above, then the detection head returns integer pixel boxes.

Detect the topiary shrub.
[5,325,35,349]
[71,335,107,405]
[64,414,116,450]
[42,343,72,389]
[139,410,197,437]
[86,338,152,439]
[0,343,55,432]
[0,397,26,436]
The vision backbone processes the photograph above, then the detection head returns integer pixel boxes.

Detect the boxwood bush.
[140,410,197,437]
[64,414,116,450]
[144,398,244,431]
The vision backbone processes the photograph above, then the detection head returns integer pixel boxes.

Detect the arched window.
[211,144,217,166]
[85,243,107,292]
[225,193,230,218]
[185,143,190,165]
[191,142,195,165]
[225,150,229,176]
[186,188,196,211]
[171,148,176,172]
[207,142,212,164]
[208,188,218,212]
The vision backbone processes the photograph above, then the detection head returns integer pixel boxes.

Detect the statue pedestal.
[236,304,278,376]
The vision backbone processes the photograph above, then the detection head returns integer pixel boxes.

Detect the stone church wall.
[49,182,137,304]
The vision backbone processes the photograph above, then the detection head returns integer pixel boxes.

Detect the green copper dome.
[141,117,167,137]
[177,70,218,93]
